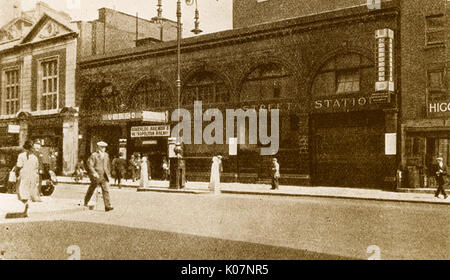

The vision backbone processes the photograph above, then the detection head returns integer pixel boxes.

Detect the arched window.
[182,71,229,106]
[311,53,374,97]
[241,62,294,102]
[131,78,172,109]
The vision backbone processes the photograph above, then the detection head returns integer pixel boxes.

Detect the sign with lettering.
[429,102,450,114]
[7,124,20,134]
[101,111,167,123]
[131,125,170,138]
[102,112,142,121]
[312,96,377,112]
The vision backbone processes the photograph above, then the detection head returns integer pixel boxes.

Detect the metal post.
[176,0,182,143]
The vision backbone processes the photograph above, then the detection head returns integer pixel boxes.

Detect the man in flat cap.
[83,141,114,211]
[433,155,448,199]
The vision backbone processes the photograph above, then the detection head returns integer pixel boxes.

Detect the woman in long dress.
[16,140,41,216]
[209,156,221,193]
[139,156,149,189]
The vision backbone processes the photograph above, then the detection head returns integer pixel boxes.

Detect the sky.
[22,0,233,37]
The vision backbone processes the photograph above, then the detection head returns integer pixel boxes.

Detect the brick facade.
[78,3,400,187]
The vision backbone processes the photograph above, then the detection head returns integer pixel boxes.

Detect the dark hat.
[23,140,33,150]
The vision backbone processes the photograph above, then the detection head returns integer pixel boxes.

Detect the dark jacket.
[112,158,127,177]
[432,162,448,185]
[87,151,112,181]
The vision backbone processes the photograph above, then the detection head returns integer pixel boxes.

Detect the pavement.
[57,176,450,205]
[0,193,83,219]
[1,176,446,219]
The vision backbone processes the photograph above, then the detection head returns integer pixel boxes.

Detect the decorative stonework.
[38,22,60,39]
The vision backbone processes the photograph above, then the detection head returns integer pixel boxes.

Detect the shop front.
[0,109,79,175]
[403,98,450,188]
[82,110,170,179]
[0,123,20,147]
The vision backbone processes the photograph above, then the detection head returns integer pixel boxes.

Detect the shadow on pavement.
[4,212,27,219]
[0,220,356,260]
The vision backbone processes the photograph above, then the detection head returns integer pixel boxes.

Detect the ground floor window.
[404,132,450,188]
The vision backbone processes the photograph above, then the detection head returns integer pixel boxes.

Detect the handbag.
[8,168,17,183]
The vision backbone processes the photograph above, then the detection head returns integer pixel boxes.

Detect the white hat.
[97,141,108,147]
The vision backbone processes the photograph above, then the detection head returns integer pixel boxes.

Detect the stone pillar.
[61,108,79,175]
[17,112,31,147]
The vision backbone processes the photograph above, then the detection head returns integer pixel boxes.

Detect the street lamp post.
[165,0,205,188]
[175,0,203,118]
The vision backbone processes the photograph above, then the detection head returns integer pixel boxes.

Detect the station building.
[77,0,403,188]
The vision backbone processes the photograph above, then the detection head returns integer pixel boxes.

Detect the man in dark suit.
[433,155,448,199]
[84,141,114,211]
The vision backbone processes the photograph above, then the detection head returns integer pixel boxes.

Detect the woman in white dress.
[16,140,41,216]
[139,156,149,188]
[209,156,221,193]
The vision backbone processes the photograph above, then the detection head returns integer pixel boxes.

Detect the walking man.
[433,155,448,199]
[271,158,280,190]
[112,152,127,189]
[84,141,114,211]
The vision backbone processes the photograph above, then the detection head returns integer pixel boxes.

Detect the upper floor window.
[131,78,172,109]
[40,59,58,111]
[428,70,445,92]
[241,62,293,102]
[182,71,229,105]
[311,53,373,97]
[3,69,20,115]
[426,15,445,45]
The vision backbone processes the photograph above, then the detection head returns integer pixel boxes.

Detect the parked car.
[0,146,23,193]
[0,146,57,196]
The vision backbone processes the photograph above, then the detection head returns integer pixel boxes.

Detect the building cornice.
[0,32,78,55]
[78,3,399,69]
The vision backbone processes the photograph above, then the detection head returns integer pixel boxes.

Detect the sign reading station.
[131,125,170,138]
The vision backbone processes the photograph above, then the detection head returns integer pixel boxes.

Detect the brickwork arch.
[129,74,175,110]
[238,56,299,103]
[181,64,233,106]
[306,47,375,98]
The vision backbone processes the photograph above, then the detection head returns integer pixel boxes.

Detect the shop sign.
[101,111,167,123]
[102,112,142,121]
[428,102,450,114]
[7,124,20,134]
[312,96,373,112]
[131,125,170,138]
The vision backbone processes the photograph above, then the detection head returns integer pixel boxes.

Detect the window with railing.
[4,69,20,115]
